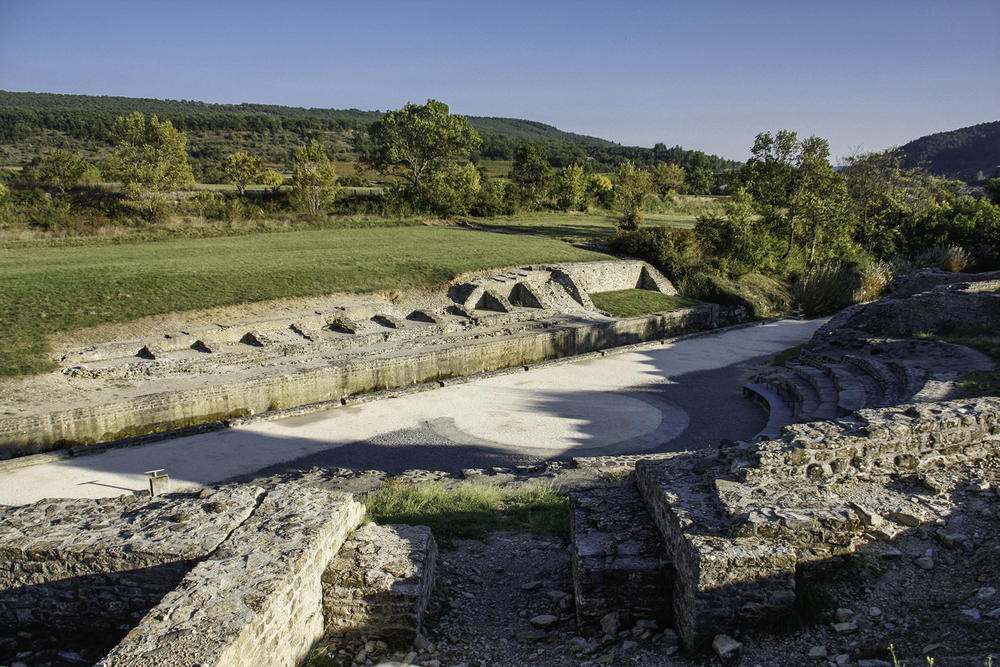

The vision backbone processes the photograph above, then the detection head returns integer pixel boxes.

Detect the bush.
[855,259,896,303]
[792,260,861,316]
[912,245,970,272]
[608,226,693,284]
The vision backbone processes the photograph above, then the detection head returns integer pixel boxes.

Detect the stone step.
[788,364,839,420]
[821,362,880,415]
[743,382,794,440]
[841,355,907,407]
[570,482,674,636]
[756,368,821,422]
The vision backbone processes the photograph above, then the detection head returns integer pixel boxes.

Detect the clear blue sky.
[1,0,997,161]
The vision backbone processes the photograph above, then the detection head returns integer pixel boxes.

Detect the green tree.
[106,112,194,217]
[792,136,850,263]
[291,140,340,215]
[587,173,613,208]
[651,162,686,197]
[33,149,88,195]
[684,152,714,194]
[416,162,481,216]
[510,143,552,208]
[550,163,588,211]
[0,181,7,223]
[221,151,263,196]
[361,99,481,190]
[614,161,655,230]
[260,169,285,194]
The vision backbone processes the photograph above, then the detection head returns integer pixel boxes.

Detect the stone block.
[570,483,673,635]
[322,523,437,646]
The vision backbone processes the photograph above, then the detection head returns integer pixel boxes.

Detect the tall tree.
[550,163,588,211]
[291,140,340,215]
[614,161,655,230]
[220,151,263,196]
[105,112,194,216]
[684,152,714,194]
[510,143,552,208]
[651,162,686,196]
[792,136,849,263]
[360,99,481,190]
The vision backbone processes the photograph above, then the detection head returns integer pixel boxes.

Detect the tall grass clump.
[855,259,897,303]
[361,478,569,544]
[912,245,971,272]
[792,260,861,317]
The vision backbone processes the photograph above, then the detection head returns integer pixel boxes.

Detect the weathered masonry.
[0,483,437,666]
[0,260,725,458]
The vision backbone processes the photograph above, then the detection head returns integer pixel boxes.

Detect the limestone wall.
[546,260,678,296]
[743,398,1000,485]
[322,523,437,645]
[0,487,263,633]
[99,485,365,666]
[634,396,1000,649]
[0,305,716,458]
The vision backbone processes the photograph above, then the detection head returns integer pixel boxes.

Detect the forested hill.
[0,90,737,174]
[896,120,1000,182]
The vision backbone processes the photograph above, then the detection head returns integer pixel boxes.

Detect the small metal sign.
[145,469,169,496]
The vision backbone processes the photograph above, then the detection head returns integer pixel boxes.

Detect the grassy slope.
[0,226,610,377]
[590,289,697,317]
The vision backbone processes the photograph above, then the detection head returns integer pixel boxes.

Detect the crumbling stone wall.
[322,523,437,645]
[0,483,367,667]
[633,396,1000,650]
[0,487,263,633]
[744,398,1000,485]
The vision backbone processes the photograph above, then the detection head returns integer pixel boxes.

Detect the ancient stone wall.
[743,398,1000,485]
[633,396,1000,650]
[545,260,678,297]
[322,523,437,645]
[0,483,367,667]
[0,305,716,458]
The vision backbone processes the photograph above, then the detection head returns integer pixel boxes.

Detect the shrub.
[912,245,970,272]
[792,260,861,316]
[855,259,896,303]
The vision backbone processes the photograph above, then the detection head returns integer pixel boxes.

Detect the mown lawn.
[478,210,700,242]
[0,226,610,377]
[590,289,698,317]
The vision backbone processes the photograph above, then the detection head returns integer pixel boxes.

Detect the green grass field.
[478,210,700,242]
[0,226,609,377]
[590,289,697,317]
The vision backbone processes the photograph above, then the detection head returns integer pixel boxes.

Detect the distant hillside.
[0,90,738,177]
[896,121,1000,182]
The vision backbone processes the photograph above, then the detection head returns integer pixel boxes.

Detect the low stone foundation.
[0,483,368,666]
[633,396,1000,650]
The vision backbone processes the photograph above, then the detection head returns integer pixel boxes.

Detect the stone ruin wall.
[0,483,442,666]
[0,260,716,460]
[635,396,1000,650]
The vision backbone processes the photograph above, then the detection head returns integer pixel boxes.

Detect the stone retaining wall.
[0,483,367,666]
[0,305,717,459]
